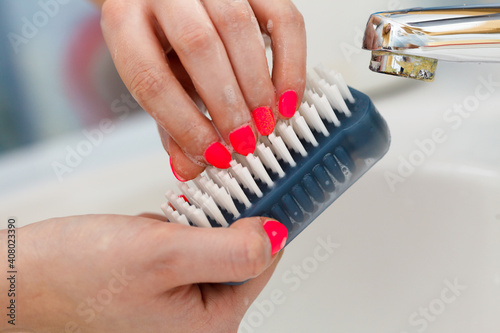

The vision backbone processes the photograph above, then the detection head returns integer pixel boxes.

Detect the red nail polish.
[279,90,297,117]
[263,220,288,255]
[169,195,189,210]
[252,107,275,136]
[170,158,187,182]
[229,125,256,156]
[204,142,232,169]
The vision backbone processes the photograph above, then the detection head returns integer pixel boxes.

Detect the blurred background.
[0,0,130,153]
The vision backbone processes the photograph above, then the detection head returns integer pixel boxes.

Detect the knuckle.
[232,232,269,279]
[217,2,253,32]
[100,0,129,31]
[276,3,305,28]
[176,24,214,57]
[128,63,168,105]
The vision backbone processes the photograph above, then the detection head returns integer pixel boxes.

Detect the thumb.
[160,217,288,286]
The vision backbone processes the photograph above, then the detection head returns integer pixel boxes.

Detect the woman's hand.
[1,215,287,332]
[95,0,306,180]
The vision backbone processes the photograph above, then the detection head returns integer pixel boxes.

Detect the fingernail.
[170,158,187,182]
[252,107,275,136]
[229,125,256,156]
[279,90,297,117]
[204,142,232,169]
[263,220,288,255]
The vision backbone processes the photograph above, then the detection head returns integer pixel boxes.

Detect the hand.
[1,215,287,332]
[96,0,307,180]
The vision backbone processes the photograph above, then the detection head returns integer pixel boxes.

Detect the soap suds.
[267,19,274,34]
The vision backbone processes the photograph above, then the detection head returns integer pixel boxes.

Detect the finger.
[100,1,232,169]
[152,1,258,156]
[167,51,211,117]
[249,0,307,119]
[202,0,277,136]
[156,217,288,286]
[198,250,284,326]
[159,126,205,181]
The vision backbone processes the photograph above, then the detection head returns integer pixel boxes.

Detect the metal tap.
[362,5,500,81]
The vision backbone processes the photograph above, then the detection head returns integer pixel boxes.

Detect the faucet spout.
[362,5,500,81]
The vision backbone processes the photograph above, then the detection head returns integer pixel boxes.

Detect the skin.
[0,215,283,332]
[93,0,307,179]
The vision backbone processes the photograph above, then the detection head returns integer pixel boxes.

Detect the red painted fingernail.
[252,107,275,136]
[170,158,187,182]
[279,90,297,117]
[263,220,288,255]
[229,125,256,156]
[204,142,232,169]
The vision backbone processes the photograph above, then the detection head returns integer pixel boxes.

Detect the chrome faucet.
[362,5,500,81]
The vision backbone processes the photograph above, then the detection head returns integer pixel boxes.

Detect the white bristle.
[318,80,351,118]
[219,172,251,208]
[298,103,329,137]
[199,193,228,227]
[178,183,199,207]
[276,122,307,157]
[234,154,251,170]
[189,208,213,228]
[305,90,340,126]
[246,153,274,188]
[333,72,354,103]
[205,167,224,188]
[165,190,183,211]
[161,202,191,227]
[200,176,240,217]
[192,176,208,194]
[315,65,355,104]
[166,192,204,228]
[189,188,216,224]
[268,133,296,167]
[255,143,285,178]
[291,114,318,147]
[181,202,212,228]
[161,203,191,226]
[306,74,322,94]
[214,185,240,217]
[230,161,263,197]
